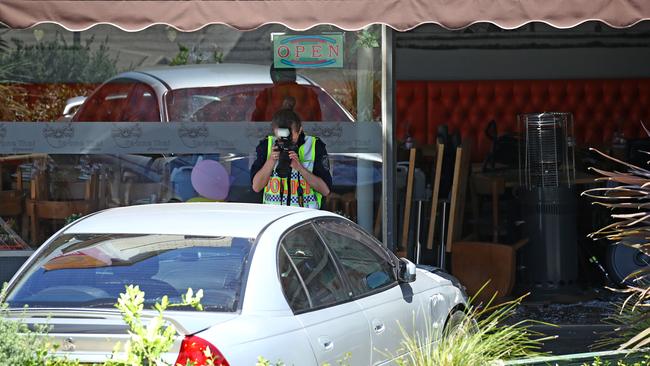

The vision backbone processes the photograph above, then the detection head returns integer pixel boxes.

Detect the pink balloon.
[190,160,230,201]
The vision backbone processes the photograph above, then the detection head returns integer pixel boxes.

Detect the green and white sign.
[273,34,343,68]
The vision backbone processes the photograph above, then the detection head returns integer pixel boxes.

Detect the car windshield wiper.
[82,298,119,308]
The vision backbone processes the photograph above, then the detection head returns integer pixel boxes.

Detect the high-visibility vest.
[262,135,322,209]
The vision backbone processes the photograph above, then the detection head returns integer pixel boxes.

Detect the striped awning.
[0,0,649,32]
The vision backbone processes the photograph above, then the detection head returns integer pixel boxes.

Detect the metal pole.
[415,201,422,264]
[356,31,374,232]
[439,201,448,269]
[381,25,396,250]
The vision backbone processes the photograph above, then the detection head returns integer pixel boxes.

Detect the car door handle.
[372,319,386,334]
[318,336,334,351]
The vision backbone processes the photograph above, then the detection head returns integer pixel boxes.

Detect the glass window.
[123,82,160,122]
[74,79,137,122]
[279,224,348,312]
[278,246,310,311]
[6,234,254,312]
[0,24,384,250]
[167,85,261,122]
[314,219,395,296]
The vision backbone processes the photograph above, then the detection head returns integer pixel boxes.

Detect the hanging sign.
[273,34,343,68]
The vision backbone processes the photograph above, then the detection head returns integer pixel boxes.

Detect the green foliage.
[169,43,224,66]
[355,28,380,49]
[106,285,204,366]
[395,292,551,366]
[0,283,80,366]
[170,44,190,66]
[64,213,83,225]
[0,33,118,83]
[0,32,114,121]
[581,354,650,366]
[1,283,212,366]
[255,356,285,366]
[592,298,650,352]
[583,137,650,351]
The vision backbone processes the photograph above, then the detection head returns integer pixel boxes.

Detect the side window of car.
[123,82,160,122]
[74,79,136,122]
[278,224,348,313]
[314,219,396,297]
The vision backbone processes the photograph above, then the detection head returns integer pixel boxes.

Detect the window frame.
[312,217,399,300]
[276,221,354,315]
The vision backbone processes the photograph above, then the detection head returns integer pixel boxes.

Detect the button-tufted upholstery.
[396,79,650,161]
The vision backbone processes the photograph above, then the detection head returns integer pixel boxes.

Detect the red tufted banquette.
[396,79,650,161]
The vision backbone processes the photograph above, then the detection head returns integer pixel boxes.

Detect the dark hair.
[270,64,297,83]
[272,96,302,130]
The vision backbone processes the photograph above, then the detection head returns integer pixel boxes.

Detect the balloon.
[190,160,230,201]
[186,197,218,203]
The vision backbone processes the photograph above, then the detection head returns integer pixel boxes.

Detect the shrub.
[395,291,551,366]
[0,34,118,83]
[169,43,224,66]
[583,135,650,351]
[106,285,206,366]
[0,33,117,121]
[582,355,650,366]
[0,283,79,366]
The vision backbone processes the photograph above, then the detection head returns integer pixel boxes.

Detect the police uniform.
[250,132,332,209]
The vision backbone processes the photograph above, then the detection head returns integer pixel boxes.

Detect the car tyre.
[443,309,475,338]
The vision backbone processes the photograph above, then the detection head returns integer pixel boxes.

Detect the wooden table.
[472,166,598,189]
[470,166,598,242]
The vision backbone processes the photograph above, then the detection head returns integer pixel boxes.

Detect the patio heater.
[519,112,578,288]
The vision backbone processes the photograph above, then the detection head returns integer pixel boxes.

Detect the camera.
[274,128,298,178]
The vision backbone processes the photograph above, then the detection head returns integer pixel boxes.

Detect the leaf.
[619,326,650,350]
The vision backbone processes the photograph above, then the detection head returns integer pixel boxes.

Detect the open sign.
[273,34,344,68]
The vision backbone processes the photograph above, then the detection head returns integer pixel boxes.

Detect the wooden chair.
[425,143,445,250]
[446,140,472,253]
[0,166,26,240]
[399,148,417,255]
[26,170,99,246]
[0,166,24,218]
[471,174,506,243]
[451,239,528,302]
[324,192,357,222]
[447,141,528,301]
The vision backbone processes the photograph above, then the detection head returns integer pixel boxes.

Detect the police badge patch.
[321,154,330,171]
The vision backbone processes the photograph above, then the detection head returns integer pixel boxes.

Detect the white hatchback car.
[3,203,466,365]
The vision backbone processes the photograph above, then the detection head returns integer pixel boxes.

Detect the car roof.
[64,202,319,238]
[130,63,312,90]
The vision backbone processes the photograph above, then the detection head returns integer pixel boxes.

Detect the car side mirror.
[62,96,87,119]
[397,257,416,283]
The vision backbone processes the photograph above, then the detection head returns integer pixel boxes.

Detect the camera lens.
[276,149,291,178]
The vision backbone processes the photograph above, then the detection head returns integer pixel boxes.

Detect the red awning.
[0,0,649,32]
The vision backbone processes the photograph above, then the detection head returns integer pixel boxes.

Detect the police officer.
[251,98,331,208]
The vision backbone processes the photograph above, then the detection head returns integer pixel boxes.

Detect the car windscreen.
[6,233,254,312]
[166,84,352,122]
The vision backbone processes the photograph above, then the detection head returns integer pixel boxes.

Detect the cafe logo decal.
[274,34,343,68]
[43,124,74,148]
[246,124,270,146]
[178,124,209,148]
[309,124,343,144]
[111,124,142,148]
